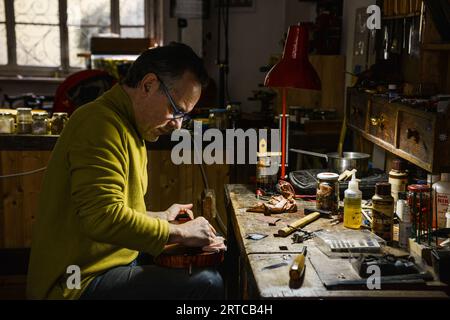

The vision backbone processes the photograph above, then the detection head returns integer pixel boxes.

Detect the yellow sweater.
[27,84,170,299]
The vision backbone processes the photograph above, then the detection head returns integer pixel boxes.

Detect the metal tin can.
[0,112,15,134]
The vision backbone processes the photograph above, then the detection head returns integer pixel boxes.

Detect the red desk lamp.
[264,24,321,180]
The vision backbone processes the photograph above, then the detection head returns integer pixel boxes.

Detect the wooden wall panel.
[0,151,51,248]
[0,149,230,248]
[146,150,230,230]
[275,55,346,118]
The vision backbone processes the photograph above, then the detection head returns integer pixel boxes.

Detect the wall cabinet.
[347,88,450,173]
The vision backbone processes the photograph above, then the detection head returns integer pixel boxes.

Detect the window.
[0,0,163,76]
[0,0,6,65]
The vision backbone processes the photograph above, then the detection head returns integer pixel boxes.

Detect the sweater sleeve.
[67,113,169,256]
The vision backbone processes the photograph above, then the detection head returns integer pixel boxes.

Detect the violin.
[154,244,224,272]
[154,211,225,273]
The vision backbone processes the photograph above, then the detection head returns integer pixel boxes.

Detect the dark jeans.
[80,255,224,300]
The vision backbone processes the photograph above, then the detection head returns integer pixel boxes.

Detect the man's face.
[135,72,202,142]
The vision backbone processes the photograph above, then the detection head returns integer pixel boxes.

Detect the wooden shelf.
[422,43,450,51]
[348,124,433,172]
[382,13,421,20]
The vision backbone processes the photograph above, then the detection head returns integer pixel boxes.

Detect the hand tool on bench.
[278,209,331,237]
[290,246,307,282]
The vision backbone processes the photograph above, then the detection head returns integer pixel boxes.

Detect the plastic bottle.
[397,192,412,250]
[372,182,395,243]
[446,205,450,229]
[432,173,450,229]
[344,173,362,230]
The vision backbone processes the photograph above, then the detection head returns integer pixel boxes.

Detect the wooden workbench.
[225,184,450,300]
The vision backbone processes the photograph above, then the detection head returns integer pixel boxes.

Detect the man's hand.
[168,217,217,248]
[165,203,194,222]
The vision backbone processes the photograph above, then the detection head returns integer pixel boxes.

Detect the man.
[27,43,225,300]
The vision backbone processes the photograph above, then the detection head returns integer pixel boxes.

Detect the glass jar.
[50,112,68,135]
[208,109,228,130]
[32,111,49,135]
[0,112,15,134]
[316,172,340,215]
[407,184,432,244]
[16,108,33,134]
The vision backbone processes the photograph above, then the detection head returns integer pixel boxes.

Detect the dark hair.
[122,42,209,89]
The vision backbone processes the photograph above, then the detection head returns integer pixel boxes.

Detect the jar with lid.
[407,184,432,244]
[16,108,33,134]
[388,84,399,102]
[316,172,340,215]
[50,112,68,135]
[32,111,49,135]
[0,112,15,134]
[389,158,408,207]
[372,182,395,242]
[208,109,228,130]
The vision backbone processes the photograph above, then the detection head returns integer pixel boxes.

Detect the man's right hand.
[168,217,216,248]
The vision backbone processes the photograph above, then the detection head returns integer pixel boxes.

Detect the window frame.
[0,0,163,77]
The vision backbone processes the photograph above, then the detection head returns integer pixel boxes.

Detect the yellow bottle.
[344,173,362,229]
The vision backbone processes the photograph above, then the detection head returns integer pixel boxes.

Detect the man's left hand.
[165,203,194,222]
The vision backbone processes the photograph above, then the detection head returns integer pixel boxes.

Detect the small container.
[432,173,450,229]
[16,108,33,134]
[372,182,395,242]
[408,184,432,244]
[344,173,362,230]
[208,109,228,130]
[446,206,450,228]
[389,159,408,207]
[388,84,399,102]
[256,138,280,196]
[32,111,49,135]
[316,172,340,215]
[0,112,15,134]
[50,112,68,135]
[397,192,412,249]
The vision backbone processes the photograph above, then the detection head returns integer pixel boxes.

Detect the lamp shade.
[264,24,321,90]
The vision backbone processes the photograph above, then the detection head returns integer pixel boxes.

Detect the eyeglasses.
[157,76,190,123]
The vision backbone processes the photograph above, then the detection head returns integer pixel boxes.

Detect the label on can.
[372,200,394,242]
[436,193,450,228]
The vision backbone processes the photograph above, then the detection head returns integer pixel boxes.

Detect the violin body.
[154,244,224,269]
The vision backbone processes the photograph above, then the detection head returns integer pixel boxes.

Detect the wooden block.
[202,189,217,221]
[409,239,433,266]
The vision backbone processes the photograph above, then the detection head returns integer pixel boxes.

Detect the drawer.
[368,100,396,146]
[398,111,435,165]
[348,91,368,131]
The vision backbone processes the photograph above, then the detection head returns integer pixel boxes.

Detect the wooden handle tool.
[290,247,307,282]
[278,212,320,237]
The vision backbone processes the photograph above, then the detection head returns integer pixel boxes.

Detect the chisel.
[289,246,307,282]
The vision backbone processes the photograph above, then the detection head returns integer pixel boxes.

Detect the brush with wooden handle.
[290,246,307,282]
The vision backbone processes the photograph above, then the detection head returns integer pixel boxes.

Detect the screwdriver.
[289,246,307,282]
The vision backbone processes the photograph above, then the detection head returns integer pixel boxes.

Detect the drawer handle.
[407,128,420,143]
[370,114,386,129]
